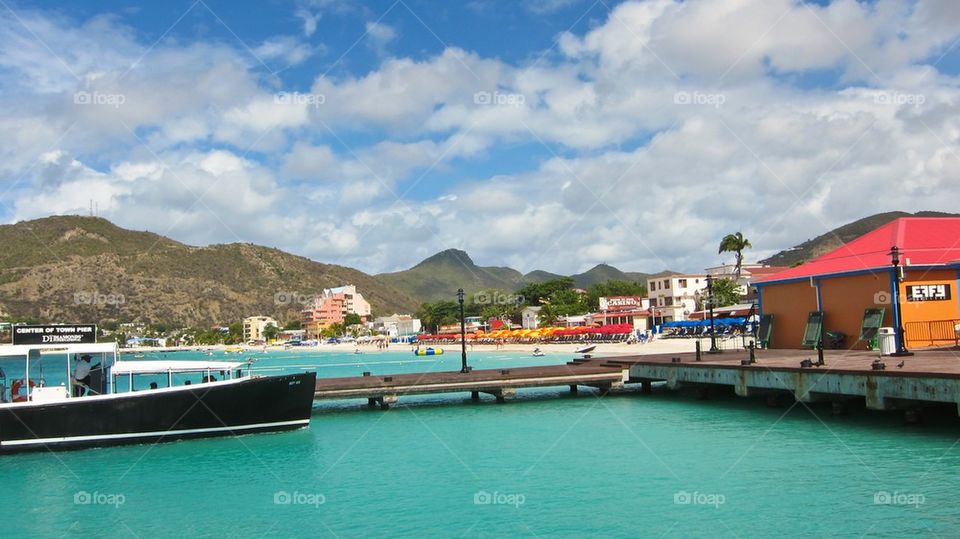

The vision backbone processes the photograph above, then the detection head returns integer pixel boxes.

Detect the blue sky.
[1,0,959,275]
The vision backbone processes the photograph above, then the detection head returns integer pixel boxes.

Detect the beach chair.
[801,311,824,349]
[757,314,773,349]
[859,308,885,349]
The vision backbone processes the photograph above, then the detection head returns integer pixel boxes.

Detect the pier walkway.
[312,348,960,415]
[314,360,629,408]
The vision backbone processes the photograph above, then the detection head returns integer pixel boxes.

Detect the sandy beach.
[122,337,745,357]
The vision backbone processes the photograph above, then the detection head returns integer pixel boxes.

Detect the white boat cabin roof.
[0,342,118,358]
[111,360,248,375]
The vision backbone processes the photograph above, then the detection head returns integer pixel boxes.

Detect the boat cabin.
[0,342,250,406]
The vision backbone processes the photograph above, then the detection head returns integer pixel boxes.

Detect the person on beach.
[72,355,92,397]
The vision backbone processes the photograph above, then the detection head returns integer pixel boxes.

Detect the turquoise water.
[2,349,960,537]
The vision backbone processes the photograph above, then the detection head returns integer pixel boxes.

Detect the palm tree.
[718,232,752,279]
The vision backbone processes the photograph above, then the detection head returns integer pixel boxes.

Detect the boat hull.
[0,372,317,454]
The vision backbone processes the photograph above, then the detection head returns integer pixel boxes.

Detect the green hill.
[760,211,960,267]
[521,270,564,284]
[0,216,419,326]
[376,249,524,303]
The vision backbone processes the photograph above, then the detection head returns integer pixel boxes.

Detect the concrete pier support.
[569,384,578,394]
[641,381,652,394]
[484,388,516,403]
[471,391,480,401]
[831,399,847,416]
[368,395,398,409]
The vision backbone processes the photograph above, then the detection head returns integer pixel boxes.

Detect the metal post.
[888,246,913,357]
[458,288,469,373]
[707,275,720,353]
[695,339,701,361]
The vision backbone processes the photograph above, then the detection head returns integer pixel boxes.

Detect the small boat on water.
[0,342,316,454]
[413,347,444,356]
[532,348,545,357]
[224,346,244,354]
[574,345,597,355]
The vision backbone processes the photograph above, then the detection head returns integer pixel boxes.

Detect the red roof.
[755,217,960,284]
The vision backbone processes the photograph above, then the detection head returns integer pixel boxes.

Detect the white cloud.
[2,0,960,277]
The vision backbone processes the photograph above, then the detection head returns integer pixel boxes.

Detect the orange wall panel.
[760,280,818,349]
[818,273,892,350]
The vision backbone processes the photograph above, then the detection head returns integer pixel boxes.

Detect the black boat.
[0,342,316,454]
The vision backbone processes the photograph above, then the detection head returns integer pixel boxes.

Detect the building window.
[665,297,673,306]
[678,279,687,288]
[664,280,670,289]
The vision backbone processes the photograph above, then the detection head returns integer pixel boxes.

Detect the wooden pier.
[312,347,960,417]
[313,361,629,408]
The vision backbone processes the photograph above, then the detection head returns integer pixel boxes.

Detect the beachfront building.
[374,314,422,339]
[243,316,278,343]
[302,285,373,339]
[754,217,960,350]
[521,306,542,329]
[598,296,650,331]
[646,274,708,322]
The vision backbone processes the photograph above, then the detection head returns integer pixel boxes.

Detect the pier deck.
[601,347,960,412]
[311,348,960,414]
[314,361,628,408]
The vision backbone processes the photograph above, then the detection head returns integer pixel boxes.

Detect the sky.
[0,0,958,276]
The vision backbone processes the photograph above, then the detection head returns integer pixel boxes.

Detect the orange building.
[754,217,960,350]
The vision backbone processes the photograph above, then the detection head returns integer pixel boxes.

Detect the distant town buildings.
[243,316,278,343]
[303,285,372,339]
[373,314,422,338]
[598,296,651,331]
[646,274,708,323]
[521,306,542,329]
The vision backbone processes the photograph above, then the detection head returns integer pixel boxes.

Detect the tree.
[283,320,302,330]
[585,280,647,311]
[701,277,741,310]
[518,277,576,307]
[262,324,280,342]
[343,312,362,326]
[718,232,752,278]
[416,301,460,332]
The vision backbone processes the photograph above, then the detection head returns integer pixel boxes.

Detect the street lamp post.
[706,274,720,353]
[888,246,914,357]
[458,288,469,373]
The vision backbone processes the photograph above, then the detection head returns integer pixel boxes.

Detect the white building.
[646,275,708,322]
[373,314,422,338]
[521,306,542,329]
[243,315,278,343]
